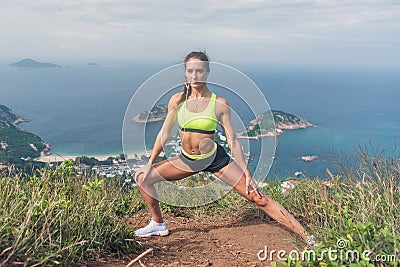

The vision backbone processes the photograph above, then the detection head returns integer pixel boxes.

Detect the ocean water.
[1,61,399,179]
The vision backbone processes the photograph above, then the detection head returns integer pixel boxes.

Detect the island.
[237,110,313,138]
[0,105,49,166]
[299,155,319,162]
[86,63,100,67]
[9,58,61,69]
[131,104,168,123]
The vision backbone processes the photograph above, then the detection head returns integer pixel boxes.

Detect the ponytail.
[178,82,191,105]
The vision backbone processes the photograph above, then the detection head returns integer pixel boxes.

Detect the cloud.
[0,0,399,64]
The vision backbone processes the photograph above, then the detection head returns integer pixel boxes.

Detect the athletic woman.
[134,51,315,245]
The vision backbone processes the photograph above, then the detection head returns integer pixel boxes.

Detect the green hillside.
[0,105,46,165]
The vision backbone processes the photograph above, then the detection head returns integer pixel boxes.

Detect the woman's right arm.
[135,93,182,182]
[147,93,182,165]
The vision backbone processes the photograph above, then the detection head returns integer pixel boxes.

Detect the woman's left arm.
[216,97,263,198]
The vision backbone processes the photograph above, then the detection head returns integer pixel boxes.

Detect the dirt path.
[89,210,303,267]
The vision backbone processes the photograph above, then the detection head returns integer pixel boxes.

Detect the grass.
[0,161,142,266]
[270,144,400,266]
[0,144,399,266]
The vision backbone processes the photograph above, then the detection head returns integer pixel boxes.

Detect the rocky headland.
[237,110,314,139]
[131,104,168,123]
[0,105,48,164]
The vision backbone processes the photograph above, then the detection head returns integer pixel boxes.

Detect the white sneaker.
[134,219,169,237]
[306,235,316,246]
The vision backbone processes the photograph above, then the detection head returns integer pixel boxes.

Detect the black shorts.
[179,143,232,173]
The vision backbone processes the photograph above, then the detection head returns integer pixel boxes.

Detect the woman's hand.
[134,163,154,184]
[245,173,264,198]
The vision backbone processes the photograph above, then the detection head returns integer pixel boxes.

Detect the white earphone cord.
[181,82,190,145]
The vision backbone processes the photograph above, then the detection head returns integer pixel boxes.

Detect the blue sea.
[1,60,399,179]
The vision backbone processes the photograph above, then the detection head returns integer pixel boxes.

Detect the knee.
[134,171,142,187]
[249,192,270,207]
[134,171,148,188]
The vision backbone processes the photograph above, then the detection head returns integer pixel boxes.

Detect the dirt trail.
[89,210,304,267]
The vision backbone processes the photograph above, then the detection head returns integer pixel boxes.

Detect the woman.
[134,51,315,245]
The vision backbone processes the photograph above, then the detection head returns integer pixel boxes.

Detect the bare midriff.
[180,132,215,155]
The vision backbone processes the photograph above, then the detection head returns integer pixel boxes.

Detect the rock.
[299,155,319,162]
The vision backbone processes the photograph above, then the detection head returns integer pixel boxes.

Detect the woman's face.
[185,57,209,88]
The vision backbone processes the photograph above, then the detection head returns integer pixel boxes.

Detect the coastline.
[37,150,151,163]
[236,128,283,139]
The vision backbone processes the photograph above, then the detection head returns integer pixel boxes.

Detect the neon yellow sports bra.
[177,93,218,134]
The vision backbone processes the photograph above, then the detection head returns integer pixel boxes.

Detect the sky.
[1,0,400,66]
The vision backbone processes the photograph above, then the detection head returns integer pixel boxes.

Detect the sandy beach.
[37,150,152,163]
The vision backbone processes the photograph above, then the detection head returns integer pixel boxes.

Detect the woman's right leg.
[213,161,310,241]
[135,156,196,223]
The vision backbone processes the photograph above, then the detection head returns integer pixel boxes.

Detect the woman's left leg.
[213,161,310,241]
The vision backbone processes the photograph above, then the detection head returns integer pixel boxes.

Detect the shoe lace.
[306,235,316,246]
